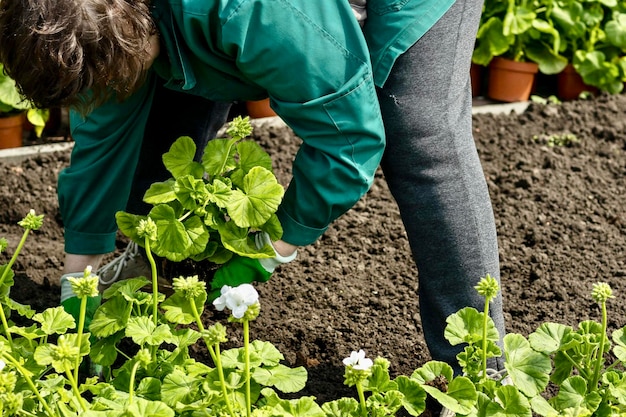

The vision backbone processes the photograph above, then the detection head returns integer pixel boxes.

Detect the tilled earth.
[1,94,625,414]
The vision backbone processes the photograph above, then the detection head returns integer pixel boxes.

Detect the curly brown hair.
[0,0,155,111]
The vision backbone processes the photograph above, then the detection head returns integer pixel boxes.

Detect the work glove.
[209,232,297,301]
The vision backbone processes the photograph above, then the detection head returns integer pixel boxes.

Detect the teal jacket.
[61,0,453,254]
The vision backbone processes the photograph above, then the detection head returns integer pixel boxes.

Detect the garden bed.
[1,94,625,414]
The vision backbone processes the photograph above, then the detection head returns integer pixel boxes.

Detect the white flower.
[213,284,259,319]
[343,349,373,371]
[0,359,5,371]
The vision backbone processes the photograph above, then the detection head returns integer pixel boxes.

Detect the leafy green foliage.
[117,116,283,264]
[0,63,49,136]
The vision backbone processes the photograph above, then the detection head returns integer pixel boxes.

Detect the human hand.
[209,233,297,300]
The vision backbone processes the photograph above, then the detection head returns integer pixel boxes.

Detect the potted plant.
[0,64,49,149]
[473,0,568,102]
[542,0,623,99]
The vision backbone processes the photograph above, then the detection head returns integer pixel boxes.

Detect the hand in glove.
[209,232,297,300]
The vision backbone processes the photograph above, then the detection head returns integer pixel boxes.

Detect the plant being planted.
[116,116,284,295]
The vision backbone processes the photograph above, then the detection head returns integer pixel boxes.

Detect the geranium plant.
[472,0,568,74]
[116,115,284,265]
[545,0,626,94]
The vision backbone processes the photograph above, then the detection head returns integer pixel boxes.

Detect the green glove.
[209,233,297,300]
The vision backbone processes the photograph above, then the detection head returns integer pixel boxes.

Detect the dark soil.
[1,94,626,415]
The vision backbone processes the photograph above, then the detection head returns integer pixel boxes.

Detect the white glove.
[255,232,297,273]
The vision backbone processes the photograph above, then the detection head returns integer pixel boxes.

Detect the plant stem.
[356,381,367,417]
[144,237,159,327]
[0,227,29,288]
[0,304,13,348]
[208,343,236,417]
[73,295,88,382]
[3,354,55,416]
[590,299,608,390]
[481,296,490,383]
[197,303,235,417]
[244,319,251,417]
[0,228,31,347]
[65,364,88,412]
[128,360,141,405]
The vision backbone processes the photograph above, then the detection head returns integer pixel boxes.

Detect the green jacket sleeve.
[218,0,386,246]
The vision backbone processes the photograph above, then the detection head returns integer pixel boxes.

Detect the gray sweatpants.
[377,0,506,370]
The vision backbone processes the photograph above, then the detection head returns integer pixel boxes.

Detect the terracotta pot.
[487,57,538,102]
[245,98,277,118]
[557,64,598,101]
[470,63,484,97]
[0,112,24,149]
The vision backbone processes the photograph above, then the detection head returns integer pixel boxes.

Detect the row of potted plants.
[473,0,626,102]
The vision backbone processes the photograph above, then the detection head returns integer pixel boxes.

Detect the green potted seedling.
[0,64,49,148]
[544,0,626,97]
[473,0,567,101]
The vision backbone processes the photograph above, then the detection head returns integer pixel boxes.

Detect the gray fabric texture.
[377,0,506,371]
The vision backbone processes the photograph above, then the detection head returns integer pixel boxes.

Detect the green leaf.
[225,166,284,228]
[422,376,476,416]
[32,306,76,335]
[613,327,626,362]
[503,333,551,397]
[163,136,204,179]
[143,180,177,205]
[485,385,532,416]
[259,388,325,417]
[150,205,209,261]
[251,340,284,366]
[91,331,124,367]
[602,371,626,405]
[90,296,133,338]
[161,368,200,407]
[115,211,145,245]
[411,361,454,384]
[124,397,175,417]
[605,13,626,49]
[367,391,404,416]
[529,394,559,417]
[8,324,46,340]
[503,6,536,36]
[321,397,360,417]
[394,376,427,416]
[136,377,162,401]
[237,140,274,173]
[202,138,239,177]
[528,322,573,354]
[161,291,207,325]
[4,296,35,318]
[252,364,307,393]
[26,108,49,137]
[0,265,15,298]
[473,17,514,66]
[444,307,500,346]
[551,376,601,413]
[217,221,274,258]
[175,175,209,211]
[366,360,397,393]
[126,316,176,346]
